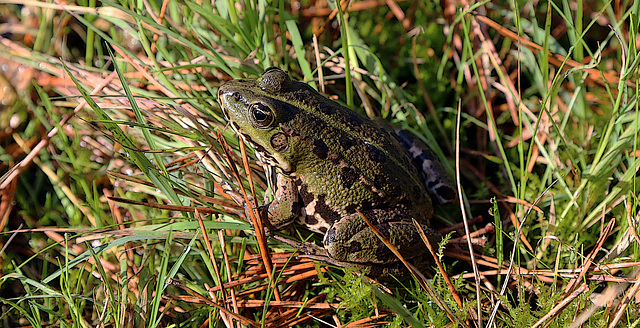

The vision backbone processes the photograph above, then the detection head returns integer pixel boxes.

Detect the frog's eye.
[249,102,274,128]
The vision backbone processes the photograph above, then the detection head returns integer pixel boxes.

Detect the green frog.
[218,67,456,277]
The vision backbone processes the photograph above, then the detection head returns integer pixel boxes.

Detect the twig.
[608,268,640,328]
[531,284,589,328]
[456,100,482,328]
[416,220,463,308]
[486,177,560,327]
[563,219,615,294]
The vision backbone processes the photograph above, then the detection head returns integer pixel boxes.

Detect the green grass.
[0,0,639,327]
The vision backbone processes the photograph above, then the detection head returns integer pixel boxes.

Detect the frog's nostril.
[232,92,242,102]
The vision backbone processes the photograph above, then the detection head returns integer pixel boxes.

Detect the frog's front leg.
[262,173,302,229]
[323,214,441,266]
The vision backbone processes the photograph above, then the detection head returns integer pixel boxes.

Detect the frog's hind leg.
[323,221,440,266]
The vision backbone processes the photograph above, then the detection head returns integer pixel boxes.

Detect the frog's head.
[218,68,304,173]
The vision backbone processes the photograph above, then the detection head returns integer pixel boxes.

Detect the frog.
[217,67,456,277]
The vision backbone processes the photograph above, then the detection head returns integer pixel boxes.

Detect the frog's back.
[283,83,430,201]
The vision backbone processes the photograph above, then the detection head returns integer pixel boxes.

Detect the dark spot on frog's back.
[312,139,329,160]
[412,156,426,173]
[357,207,383,225]
[349,240,363,253]
[373,174,389,187]
[294,91,307,103]
[319,102,335,115]
[340,166,359,189]
[436,185,457,203]
[293,88,320,107]
[413,185,422,194]
[345,203,357,214]
[298,183,315,205]
[345,111,363,127]
[314,194,340,226]
[339,135,355,150]
[305,215,318,225]
[366,144,386,163]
